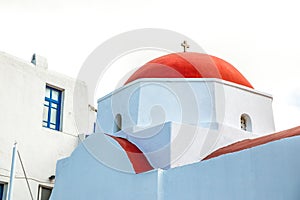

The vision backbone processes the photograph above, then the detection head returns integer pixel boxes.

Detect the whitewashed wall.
[97,78,275,136]
[0,52,95,200]
[96,78,275,169]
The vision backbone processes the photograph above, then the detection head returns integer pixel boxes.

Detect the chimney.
[31,53,48,69]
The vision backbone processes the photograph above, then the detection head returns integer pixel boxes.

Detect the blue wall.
[162,136,300,200]
[51,141,159,200]
[96,80,216,135]
[51,134,300,200]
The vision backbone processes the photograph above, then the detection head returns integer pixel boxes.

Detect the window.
[38,185,52,200]
[241,114,252,132]
[43,85,63,131]
[0,183,7,200]
[113,114,122,133]
[0,183,3,200]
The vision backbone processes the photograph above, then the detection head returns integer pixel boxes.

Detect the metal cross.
[181,40,190,52]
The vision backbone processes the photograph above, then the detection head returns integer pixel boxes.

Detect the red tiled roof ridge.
[203,126,300,161]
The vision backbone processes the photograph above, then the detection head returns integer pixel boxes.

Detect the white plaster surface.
[97,78,275,169]
[0,51,95,199]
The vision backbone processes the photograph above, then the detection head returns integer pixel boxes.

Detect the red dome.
[125,52,253,88]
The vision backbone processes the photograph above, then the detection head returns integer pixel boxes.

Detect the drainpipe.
[6,142,17,200]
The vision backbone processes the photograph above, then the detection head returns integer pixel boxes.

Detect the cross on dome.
[181,40,190,52]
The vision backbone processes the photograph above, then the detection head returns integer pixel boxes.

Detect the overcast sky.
[0,0,299,131]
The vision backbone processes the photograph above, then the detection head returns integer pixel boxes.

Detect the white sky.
[0,0,299,131]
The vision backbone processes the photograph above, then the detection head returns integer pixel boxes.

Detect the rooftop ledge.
[97,78,273,103]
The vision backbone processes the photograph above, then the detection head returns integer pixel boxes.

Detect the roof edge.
[97,78,272,103]
[203,126,300,161]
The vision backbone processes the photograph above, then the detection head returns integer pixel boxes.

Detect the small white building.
[95,52,275,170]
[0,52,95,200]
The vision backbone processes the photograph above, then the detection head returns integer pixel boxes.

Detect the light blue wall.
[126,122,172,169]
[162,135,300,200]
[51,132,300,200]
[51,140,159,200]
[138,82,215,127]
[96,84,141,133]
[96,80,216,135]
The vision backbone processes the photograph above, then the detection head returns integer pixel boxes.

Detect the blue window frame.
[43,86,62,131]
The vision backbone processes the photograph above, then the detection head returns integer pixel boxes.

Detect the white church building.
[0,52,95,200]
[50,52,300,199]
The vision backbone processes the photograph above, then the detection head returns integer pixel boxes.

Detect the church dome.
[125,52,253,88]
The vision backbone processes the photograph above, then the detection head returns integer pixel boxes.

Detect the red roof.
[203,126,300,161]
[109,135,153,174]
[125,52,253,88]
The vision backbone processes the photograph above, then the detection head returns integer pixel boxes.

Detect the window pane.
[52,90,59,101]
[43,121,48,127]
[50,109,57,124]
[40,187,52,200]
[44,101,49,106]
[52,103,58,109]
[50,124,56,129]
[45,87,51,98]
[43,106,49,122]
[0,184,4,200]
